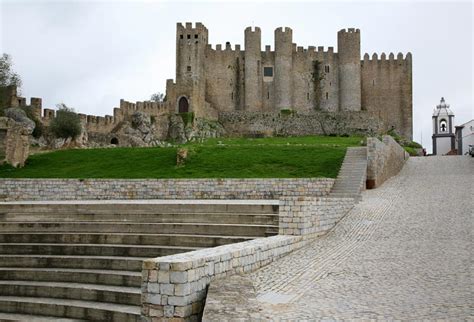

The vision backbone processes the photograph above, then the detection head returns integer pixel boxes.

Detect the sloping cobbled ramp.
[205,156,473,320]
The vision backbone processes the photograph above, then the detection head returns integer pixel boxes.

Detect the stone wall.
[279,196,355,236]
[141,235,306,320]
[219,111,382,137]
[0,178,334,201]
[366,135,409,189]
[361,53,413,139]
[141,195,355,320]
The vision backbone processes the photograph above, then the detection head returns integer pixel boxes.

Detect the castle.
[165,23,413,139]
[3,22,413,144]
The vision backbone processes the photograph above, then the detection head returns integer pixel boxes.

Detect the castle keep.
[165,22,413,139]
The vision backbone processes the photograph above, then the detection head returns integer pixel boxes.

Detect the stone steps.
[0,200,279,320]
[0,243,201,257]
[0,255,146,271]
[0,202,279,215]
[0,222,278,237]
[0,296,140,321]
[0,232,255,248]
[0,312,85,321]
[0,268,141,287]
[330,147,367,200]
[0,212,278,225]
[0,281,141,306]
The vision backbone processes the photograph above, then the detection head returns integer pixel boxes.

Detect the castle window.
[187,34,191,39]
[329,82,332,86]
[194,34,198,39]
[263,67,273,77]
[180,35,183,39]
[195,41,199,44]
[267,91,270,100]
[231,92,234,101]
[307,93,309,101]
[326,92,329,100]
[325,65,330,73]
[187,66,191,72]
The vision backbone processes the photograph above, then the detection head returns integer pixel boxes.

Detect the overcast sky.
[1,0,472,152]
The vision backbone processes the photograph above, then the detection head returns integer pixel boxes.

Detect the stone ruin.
[0,108,35,168]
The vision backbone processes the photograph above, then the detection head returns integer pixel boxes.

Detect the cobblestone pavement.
[248,156,473,320]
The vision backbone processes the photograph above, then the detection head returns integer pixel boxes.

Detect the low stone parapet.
[0,178,334,201]
[141,195,355,320]
[366,135,409,189]
[141,234,305,320]
[279,196,355,236]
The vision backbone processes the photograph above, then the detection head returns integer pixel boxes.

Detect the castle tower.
[274,27,293,110]
[337,28,361,111]
[244,27,262,111]
[175,22,208,116]
[432,97,455,155]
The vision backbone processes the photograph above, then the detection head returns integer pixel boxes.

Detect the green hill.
[0,136,362,179]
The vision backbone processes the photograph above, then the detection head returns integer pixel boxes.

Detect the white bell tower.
[432,97,455,155]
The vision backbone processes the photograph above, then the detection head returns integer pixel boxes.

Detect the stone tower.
[244,27,262,111]
[337,28,361,111]
[274,27,293,110]
[432,97,455,155]
[175,22,208,116]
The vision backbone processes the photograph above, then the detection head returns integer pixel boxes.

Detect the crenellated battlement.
[27,97,169,132]
[275,26,293,34]
[177,22,208,33]
[207,43,243,54]
[362,52,412,64]
[338,28,360,34]
[244,26,261,33]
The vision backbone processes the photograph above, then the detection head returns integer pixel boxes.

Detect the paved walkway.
[248,156,473,320]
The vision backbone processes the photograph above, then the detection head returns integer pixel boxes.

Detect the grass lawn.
[0,136,363,179]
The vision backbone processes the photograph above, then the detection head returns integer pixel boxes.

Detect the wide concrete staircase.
[330,147,368,200]
[0,200,279,321]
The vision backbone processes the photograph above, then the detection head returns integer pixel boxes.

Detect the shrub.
[179,112,194,127]
[49,104,81,139]
[280,109,296,116]
[404,146,418,156]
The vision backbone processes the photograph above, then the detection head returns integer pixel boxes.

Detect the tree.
[0,53,22,89]
[150,92,165,103]
[49,103,82,139]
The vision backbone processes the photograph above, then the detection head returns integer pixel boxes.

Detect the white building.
[455,119,474,155]
[432,97,455,155]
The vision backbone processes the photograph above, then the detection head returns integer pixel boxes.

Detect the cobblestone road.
[249,156,473,320]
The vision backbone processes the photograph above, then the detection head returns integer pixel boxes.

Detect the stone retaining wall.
[279,196,355,236]
[141,235,305,321]
[0,178,334,201]
[219,111,383,137]
[366,135,409,189]
[141,196,355,320]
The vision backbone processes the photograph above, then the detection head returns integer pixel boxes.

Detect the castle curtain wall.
[361,53,413,139]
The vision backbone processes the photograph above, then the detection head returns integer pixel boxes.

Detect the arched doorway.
[178,97,189,113]
[110,137,119,145]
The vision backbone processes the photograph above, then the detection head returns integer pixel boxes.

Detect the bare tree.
[150,92,165,103]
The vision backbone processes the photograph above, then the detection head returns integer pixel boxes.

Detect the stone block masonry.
[141,195,355,320]
[141,235,306,321]
[279,196,355,236]
[0,178,333,201]
[366,135,409,189]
